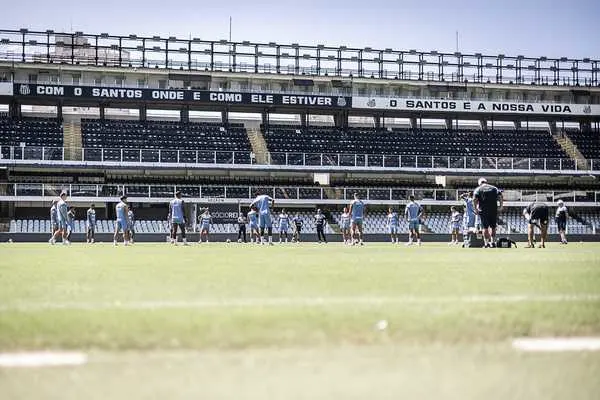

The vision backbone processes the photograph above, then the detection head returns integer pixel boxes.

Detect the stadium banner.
[353,96,600,116]
[12,83,352,108]
[197,202,239,224]
[0,82,13,96]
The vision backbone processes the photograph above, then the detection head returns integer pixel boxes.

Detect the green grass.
[0,242,599,399]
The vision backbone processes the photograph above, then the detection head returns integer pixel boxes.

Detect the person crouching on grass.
[523,201,549,248]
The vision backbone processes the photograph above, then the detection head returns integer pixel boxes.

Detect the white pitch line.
[513,337,600,352]
[0,294,599,312]
[0,352,88,368]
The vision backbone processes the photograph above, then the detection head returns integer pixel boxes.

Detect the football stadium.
[1,6,600,399]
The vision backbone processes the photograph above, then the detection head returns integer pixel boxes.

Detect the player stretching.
[127,207,135,244]
[349,192,365,246]
[168,191,187,245]
[50,192,70,245]
[237,213,247,243]
[49,199,59,242]
[315,209,327,244]
[250,192,275,245]
[114,195,130,246]
[404,195,423,246]
[460,192,476,247]
[449,206,461,245]
[473,178,503,248]
[278,209,290,243]
[523,202,549,248]
[387,207,399,244]
[292,214,303,243]
[86,204,96,243]
[247,207,260,243]
[340,207,351,245]
[555,199,568,244]
[198,208,212,243]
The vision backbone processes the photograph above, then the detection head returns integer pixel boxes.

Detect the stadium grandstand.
[0,28,599,242]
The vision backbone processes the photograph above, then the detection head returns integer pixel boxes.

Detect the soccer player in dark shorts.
[292,214,303,243]
[523,202,549,248]
[555,200,568,244]
[473,178,504,248]
[315,209,327,243]
[237,213,247,243]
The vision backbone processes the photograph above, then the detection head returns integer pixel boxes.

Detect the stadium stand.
[81,119,252,163]
[263,126,569,164]
[564,128,600,159]
[0,117,63,160]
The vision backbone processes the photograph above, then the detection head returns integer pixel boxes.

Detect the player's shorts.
[250,223,258,231]
[57,220,67,230]
[259,213,272,229]
[341,224,350,231]
[463,215,476,229]
[556,220,567,231]
[51,221,58,231]
[172,217,184,225]
[530,207,549,225]
[67,223,75,232]
[116,219,129,232]
[452,223,461,231]
[295,226,302,233]
[279,226,288,233]
[351,218,363,227]
[408,220,420,231]
[479,211,497,229]
[86,224,95,232]
[389,226,398,234]
[200,224,210,232]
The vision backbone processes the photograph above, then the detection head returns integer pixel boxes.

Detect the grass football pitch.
[0,241,599,400]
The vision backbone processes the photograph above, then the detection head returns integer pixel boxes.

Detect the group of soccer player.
[48,178,570,247]
[49,192,136,245]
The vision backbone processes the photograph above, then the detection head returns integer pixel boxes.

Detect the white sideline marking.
[0,352,88,368]
[0,294,599,312]
[513,337,600,352]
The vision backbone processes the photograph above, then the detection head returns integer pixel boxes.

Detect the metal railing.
[3,183,599,204]
[0,145,598,172]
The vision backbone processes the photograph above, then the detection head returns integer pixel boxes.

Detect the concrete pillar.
[57,102,63,123]
[9,100,21,119]
[410,117,418,131]
[139,105,147,121]
[480,119,488,132]
[221,109,228,126]
[445,117,453,131]
[180,106,189,123]
[99,106,105,120]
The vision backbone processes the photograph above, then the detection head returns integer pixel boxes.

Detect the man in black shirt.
[473,178,504,248]
[292,214,303,243]
[523,202,549,248]
[315,209,327,244]
[237,213,247,243]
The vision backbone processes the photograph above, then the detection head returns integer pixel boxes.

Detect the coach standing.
[473,178,503,248]
[315,209,327,243]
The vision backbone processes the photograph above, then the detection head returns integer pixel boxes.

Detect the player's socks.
[417,239,422,246]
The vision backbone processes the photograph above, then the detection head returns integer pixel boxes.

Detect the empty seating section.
[564,129,600,159]
[263,126,568,166]
[81,119,251,163]
[0,117,63,160]
[9,220,237,234]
